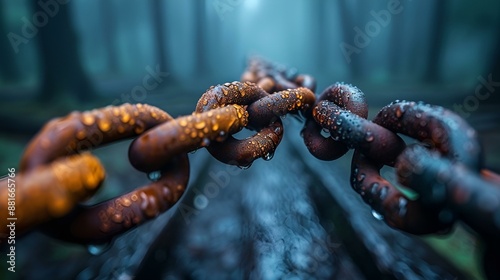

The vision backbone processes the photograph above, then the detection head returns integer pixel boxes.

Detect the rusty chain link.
[1,57,499,276]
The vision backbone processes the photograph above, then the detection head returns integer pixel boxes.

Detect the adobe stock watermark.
[213,0,243,21]
[340,0,410,63]
[63,64,168,155]
[7,0,71,54]
[453,74,499,118]
[110,64,169,106]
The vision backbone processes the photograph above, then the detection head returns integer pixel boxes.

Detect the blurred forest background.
[0,0,499,279]
[1,0,498,172]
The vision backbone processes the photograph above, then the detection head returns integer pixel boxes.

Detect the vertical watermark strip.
[6,168,16,273]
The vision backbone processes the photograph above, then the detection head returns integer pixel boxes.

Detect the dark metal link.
[372,101,483,170]
[303,82,371,161]
[396,144,500,240]
[351,150,451,234]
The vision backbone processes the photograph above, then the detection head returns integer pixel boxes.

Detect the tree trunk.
[101,0,119,74]
[35,1,95,102]
[0,3,21,82]
[338,0,362,79]
[193,0,207,75]
[424,0,447,83]
[151,0,168,75]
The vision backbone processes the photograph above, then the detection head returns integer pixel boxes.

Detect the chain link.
[1,58,499,275]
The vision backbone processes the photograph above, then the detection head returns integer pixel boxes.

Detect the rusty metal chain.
[1,57,500,275]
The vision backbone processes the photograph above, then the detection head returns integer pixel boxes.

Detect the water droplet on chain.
[371,210,384,221]
[87,243,111,255]
[263,151,274,161]
[365,132,374,142]
[237,163,252,170]
[201,138,210,147]
[148,171,161,181]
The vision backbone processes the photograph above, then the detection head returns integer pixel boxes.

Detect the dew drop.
[371,210,384,221]
[82,114,95,126]
[379,186,389,200]
[195,121,206,129]
[148,171,161,182]
[237,163,252,170]
[87,243,111,256]
[365,132,374,142]
[320,128,330,138]
[112,213,123,223]
[398,197,408,217]
[97,119,111,132]
[263,151,274,161]
[120,113,131,123]
[212,123,219,131]
[179,119,188,127]
[201,138,210,147]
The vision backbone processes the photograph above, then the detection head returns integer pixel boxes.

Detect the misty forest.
[0,0,500,279]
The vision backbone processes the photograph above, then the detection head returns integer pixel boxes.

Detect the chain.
[1,57,499,275]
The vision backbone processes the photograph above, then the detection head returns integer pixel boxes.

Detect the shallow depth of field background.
[0,1,499,279]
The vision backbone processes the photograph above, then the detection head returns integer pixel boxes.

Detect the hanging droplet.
[398,197,408,217]
[237,163,252,170]
[320,128,330,138]
[201,138,210,147]
[148,171,162,182]
[371,210,384,221]
[263,151,274,161]
[87,242,111,256]
[365,132,374,142]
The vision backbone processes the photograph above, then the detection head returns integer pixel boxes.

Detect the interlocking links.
[397,145,500,240]
[241,57,316,93]
[372,101,482,171]
[15,103,189,244]
[303,83,387,161]
[41,155,188,244]
[351,101,484,234]
[351,151,449,234]
[0,154,104,242]
[20,103,171,172]
[196,81,315,167]
[129,105,248,172]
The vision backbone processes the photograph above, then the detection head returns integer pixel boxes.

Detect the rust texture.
[41,154,189,244]
[240,57,316,93]
[0,153,105,239]
[11,104,190,244]
[20,103,171,172]
[195,81,283,166]
[303,82,372,161]
[129,104,248,172]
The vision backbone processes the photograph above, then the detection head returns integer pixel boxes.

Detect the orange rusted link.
[0,153,105,242]
[303,82,369,161]
[313,101,405,166]
[482,169,500,185]
[372,101,482,171]
[241,57,316,93]
[20,103,171,172]
[294,74,316,92]
[41,155,189,244]
[351,151,451,234]
[129,105,248,173]
[246,87,315,129]
[196,81,284,166]
[396,145,500,240]
[15,104,190,244]
[196,81,269,112]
